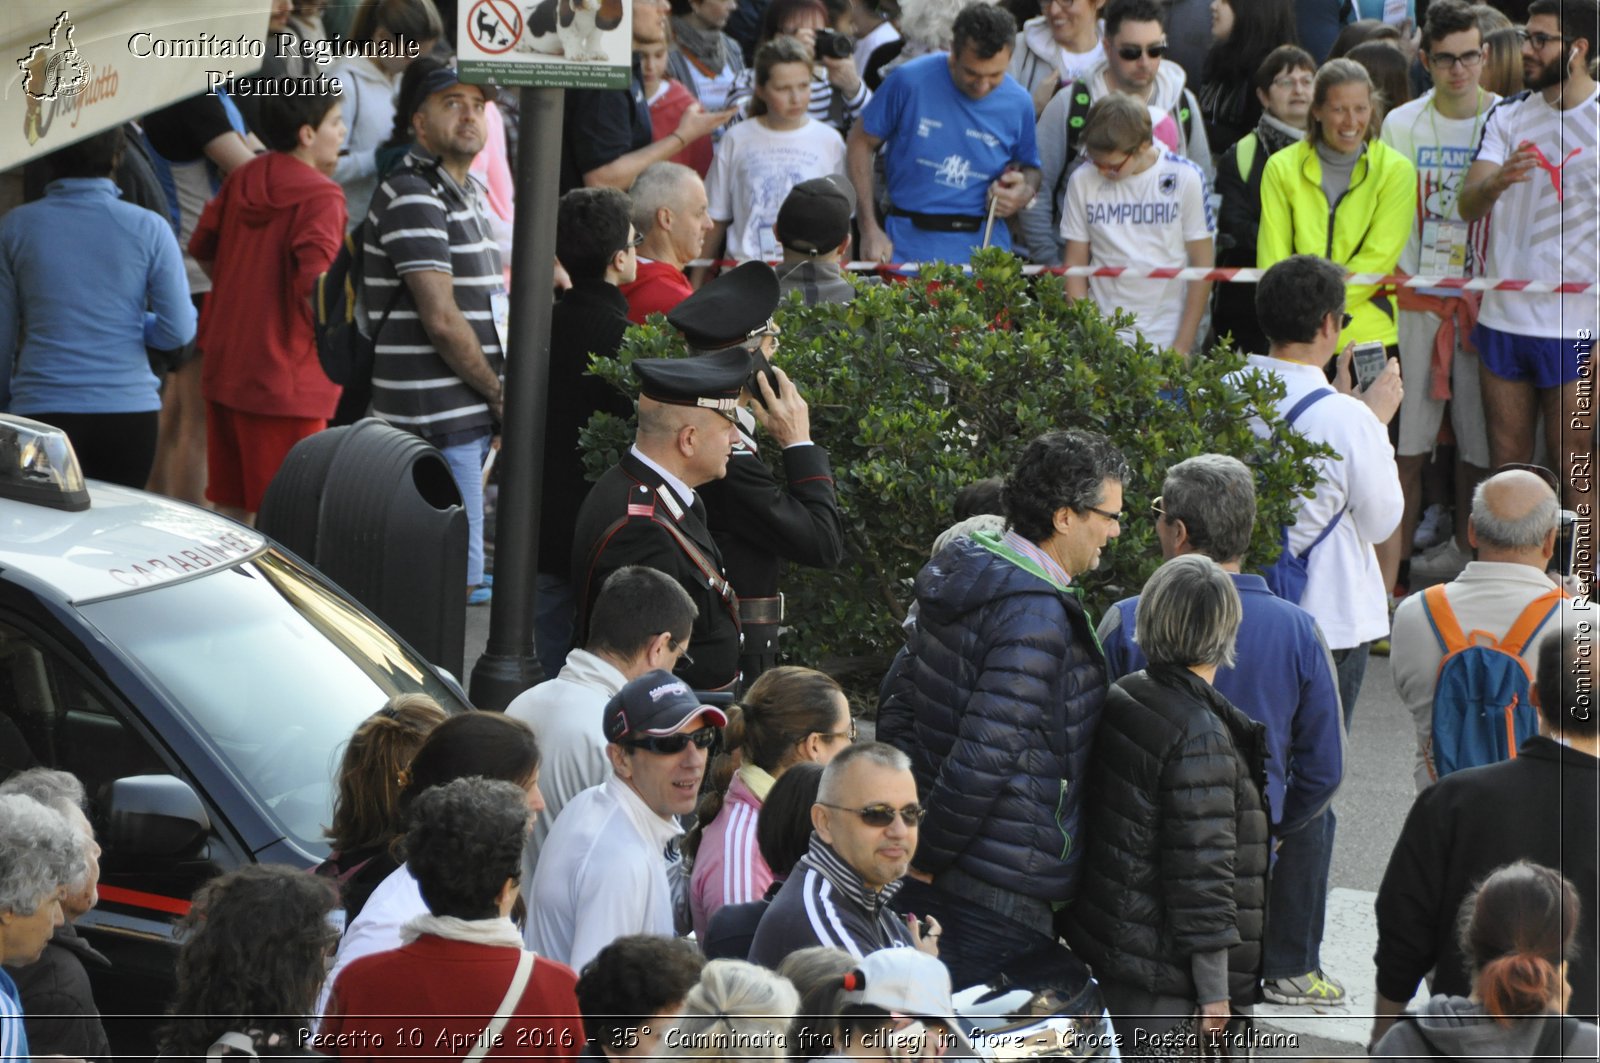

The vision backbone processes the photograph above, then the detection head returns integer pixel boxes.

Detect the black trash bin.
[258,419,467,680]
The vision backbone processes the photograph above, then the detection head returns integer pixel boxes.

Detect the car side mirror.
[104,774,211,858]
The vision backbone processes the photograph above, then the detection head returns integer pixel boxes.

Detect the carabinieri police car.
[0,416,469,1050]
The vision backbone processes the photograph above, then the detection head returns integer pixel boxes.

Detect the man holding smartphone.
[667,263,845,683]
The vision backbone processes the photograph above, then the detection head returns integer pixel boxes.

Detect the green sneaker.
[1263,970,1347,1006]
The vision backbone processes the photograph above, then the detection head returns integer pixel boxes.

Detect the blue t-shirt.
[862,53,1041,264]
[1,966,29,1062]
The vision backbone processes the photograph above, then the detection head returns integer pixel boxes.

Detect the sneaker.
[1370,636,1391,658]
[1263,969,1347,1006]
[1409,539,1471,585]
[467,584,492,606]
[1413,503,1452,551]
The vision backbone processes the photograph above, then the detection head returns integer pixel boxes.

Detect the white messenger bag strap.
[464,948,536,1063]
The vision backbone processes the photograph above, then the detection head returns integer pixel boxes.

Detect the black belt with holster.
[738,595,784,683]
[887,207,985,233]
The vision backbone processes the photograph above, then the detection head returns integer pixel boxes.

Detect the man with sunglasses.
[1458,0,1597,533]
[527,670,725,971]
[1378,0,1500,590]
[668,262,845,684]
[749,743,928,968]
[571,350,750,694]
[1020,0,1211,266]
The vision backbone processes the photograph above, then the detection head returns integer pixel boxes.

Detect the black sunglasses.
[819,802,928,827]
[1117,43,1167,60]
[619,727,720,755]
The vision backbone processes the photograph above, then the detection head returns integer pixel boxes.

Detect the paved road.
[462,612,1426,1056]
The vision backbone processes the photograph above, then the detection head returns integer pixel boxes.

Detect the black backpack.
[1049,82,1198,230]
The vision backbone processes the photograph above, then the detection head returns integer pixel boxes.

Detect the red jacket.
[621,258,694,324]
[649,79,712,177]
[190,151,346,419]
[319,934,583,1061]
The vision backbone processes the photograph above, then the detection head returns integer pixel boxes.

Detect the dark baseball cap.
[603,669,728,743]
[775,174,855,255]
[414,64,498,111]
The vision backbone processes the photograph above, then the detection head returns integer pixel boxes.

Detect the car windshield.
[79,549,464,855]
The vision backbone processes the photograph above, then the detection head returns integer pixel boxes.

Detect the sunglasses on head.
[1117,42,1167,60]
[820,802,928,827]
[618,727,721,755]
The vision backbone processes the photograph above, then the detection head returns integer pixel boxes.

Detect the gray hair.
[665,959,799,1061]
[0,768,87,818]
[629,162,700,235]
[1471,478,1560,550]
[1161,455,1257,563]
[1134,554,1243,669]
[0,793,86,915]
[817,742,910,806]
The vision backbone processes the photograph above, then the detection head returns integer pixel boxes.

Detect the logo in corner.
[17,12,89,103]
[1158,172,1178,196]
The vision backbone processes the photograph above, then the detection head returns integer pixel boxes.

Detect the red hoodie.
[190,151,346,418]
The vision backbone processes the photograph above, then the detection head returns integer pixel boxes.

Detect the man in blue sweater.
[1098,453,1348,1007]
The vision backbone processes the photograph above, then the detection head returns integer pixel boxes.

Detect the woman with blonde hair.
[1374,861,1598,1061]
[664,959,800,1062]
[316,693,447,922]
[688,667,854,939]
[1478,26,1524,95]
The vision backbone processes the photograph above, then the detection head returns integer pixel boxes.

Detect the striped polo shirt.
[363,147,502,444]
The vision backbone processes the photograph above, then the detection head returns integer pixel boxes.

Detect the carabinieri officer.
[571,348,754,694]
[666,262,845,682]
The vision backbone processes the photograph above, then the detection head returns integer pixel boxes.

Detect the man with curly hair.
[877,428,1127,990]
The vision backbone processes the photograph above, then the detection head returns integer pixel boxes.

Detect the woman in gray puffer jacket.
[1373,861,1599,1063]
[1062,554,1269,1058]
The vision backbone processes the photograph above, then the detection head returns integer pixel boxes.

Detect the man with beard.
[1459,0,1597,531]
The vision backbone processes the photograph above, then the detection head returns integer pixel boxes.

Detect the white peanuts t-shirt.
[706,117,847,262]
[1060,148,1214,348]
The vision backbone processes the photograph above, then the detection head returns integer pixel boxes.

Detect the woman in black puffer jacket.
[1062,554,1270,1058]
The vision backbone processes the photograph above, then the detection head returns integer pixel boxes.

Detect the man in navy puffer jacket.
[878,429,1128,990]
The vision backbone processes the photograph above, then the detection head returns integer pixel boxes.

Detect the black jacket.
[1063,666,1270,1008]
[699,425,844,600]
[747,837,915,967]
[877,533,1107,904]
[1374,737,1599,1021]
[5,922,112,1061]
[540,280,635,576]
[1212,117,1300,355]
[571,451,741,691]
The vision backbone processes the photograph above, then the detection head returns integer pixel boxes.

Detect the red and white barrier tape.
[685,258,1598,292]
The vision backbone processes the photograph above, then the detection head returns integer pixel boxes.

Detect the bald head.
[1469,470,1560,561]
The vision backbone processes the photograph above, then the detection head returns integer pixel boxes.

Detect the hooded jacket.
[1007,18,1104,102]
[1257,137,1416,348]
[877,531,1108,905]
[1062,666,1270,1008]
[190,151,347,419]
[1017,57,1213,265]
[1373,996,1597,1063]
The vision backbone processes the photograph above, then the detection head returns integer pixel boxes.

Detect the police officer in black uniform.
[666,262,845,682]
[570,349,754,694]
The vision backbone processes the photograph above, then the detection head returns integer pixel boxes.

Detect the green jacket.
[1257,138,1416,347]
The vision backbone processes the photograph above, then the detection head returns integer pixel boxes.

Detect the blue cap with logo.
[603,669,728,742]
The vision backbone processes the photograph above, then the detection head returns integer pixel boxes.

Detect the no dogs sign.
[458,0,631,89]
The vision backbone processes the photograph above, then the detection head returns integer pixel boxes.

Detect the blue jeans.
[1331,641,1371,731]
[891,872,1057,991]
[1262,807,1336,979]
[534,572,576,680]
[439,433,491,587]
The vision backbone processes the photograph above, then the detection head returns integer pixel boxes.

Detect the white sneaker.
[1410,539,1471,584]
[1413,504,1452,551]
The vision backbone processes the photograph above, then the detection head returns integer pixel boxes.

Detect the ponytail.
[684,704,746,861]
[1476,953,1562,1026]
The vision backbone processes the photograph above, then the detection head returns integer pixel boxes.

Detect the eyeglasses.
[1329,311,1353,330]
[667,634,694,667]
[1428,48,1484,69]
[1117,42,1168,60]
[620,230,645,253]
[1081,503,1123,525]
[815,720,859,744]
[819,802,927,827]
[1271,74,1314,91]
[1151,495,1166,518]
[1090,150,1137,176]
[1517,29,1572,50]
[618,727,721,755]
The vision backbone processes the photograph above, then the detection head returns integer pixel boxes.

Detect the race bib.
[490,289,511,355]
[1419,219,1470,278]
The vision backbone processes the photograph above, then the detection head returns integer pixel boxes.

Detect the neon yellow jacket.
[1257,138,1417,347]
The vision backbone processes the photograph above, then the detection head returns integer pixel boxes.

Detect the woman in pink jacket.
[687,667,855,940]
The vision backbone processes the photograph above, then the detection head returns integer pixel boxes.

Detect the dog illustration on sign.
[520,0,624,60]
[476,5,512,46]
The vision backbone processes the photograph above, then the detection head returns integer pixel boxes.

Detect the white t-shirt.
[1060,149,1214,348]
[706,117,847,261]
[1379,89,1499,294]
[1473,87,1599,337]
[854,20,900,77]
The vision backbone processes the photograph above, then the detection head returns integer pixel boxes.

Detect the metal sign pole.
[470,86,563,709]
